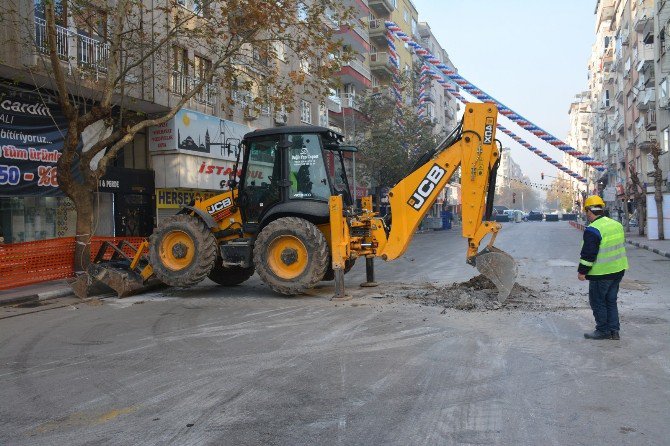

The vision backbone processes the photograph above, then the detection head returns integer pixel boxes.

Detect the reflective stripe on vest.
[587,217,629,276]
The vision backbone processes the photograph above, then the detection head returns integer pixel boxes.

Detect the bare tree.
[3,0,350,269]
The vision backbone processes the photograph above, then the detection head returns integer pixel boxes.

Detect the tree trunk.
[73,190,95,272]
[652,143,665,240]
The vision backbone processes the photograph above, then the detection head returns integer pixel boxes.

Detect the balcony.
[34,17,109,73]
[636,43,654,71]
[369,0,395,16]
[335,21,370,54]
[634,8,652,33]
[369,52,394,78]
[327,94,342,114]
[636,88,656,110]
[171,71,215,106]
[340,93,361,111]
[603,47,614,66]
[368,19,387,46]
[645,109,657,130]
[335,58,371,89]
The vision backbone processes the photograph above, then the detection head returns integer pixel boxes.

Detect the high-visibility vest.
[581,216,629,276]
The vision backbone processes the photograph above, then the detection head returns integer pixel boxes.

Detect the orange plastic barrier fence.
[0,236,146,290]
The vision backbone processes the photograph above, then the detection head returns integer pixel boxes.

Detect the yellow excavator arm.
[330,102,517,300]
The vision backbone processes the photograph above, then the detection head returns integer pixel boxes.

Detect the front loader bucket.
[473,246,518,302]
[70,239,162,299]
[70,263,163,299]
[70,262,164,298]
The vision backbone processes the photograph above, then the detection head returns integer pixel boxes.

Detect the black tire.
[208,264,255,286]
[322,258,357,281]
[149,214,217,287]
[253,217,329,295]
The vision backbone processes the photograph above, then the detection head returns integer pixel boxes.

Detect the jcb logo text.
[407,164,446,211]
[207,197,233,215]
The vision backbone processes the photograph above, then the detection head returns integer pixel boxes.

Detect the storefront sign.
[148,109,251,162]
[0,85,77,196]
[156,188,220,209]
[153,153,268,191]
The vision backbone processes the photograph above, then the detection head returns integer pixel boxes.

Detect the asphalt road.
[1,222,668,445]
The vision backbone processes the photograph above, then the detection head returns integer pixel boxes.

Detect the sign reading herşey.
[0,85,73,196]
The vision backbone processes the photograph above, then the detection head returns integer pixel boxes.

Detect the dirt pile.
[366,275,585,312]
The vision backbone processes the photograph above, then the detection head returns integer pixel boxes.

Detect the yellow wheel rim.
[267,235,308,280]
[159,230,195,271]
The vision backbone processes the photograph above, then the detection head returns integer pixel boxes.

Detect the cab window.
[287,134,330,201]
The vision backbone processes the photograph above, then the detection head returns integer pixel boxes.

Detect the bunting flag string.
[441,85,588,184]
[501,174,583,194]
[384,21,605,173]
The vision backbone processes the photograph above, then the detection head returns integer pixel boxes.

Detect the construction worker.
[578,195,629,340]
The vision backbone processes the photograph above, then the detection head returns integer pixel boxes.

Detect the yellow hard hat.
[584,195,605,210]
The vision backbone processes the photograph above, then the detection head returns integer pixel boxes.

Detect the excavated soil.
[360,275,587,312]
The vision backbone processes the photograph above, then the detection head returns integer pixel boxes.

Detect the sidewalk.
[625,232,670,259]
[0,279,75,307]
[569,220,670,259]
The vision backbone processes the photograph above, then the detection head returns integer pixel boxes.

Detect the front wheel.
[253,217,329,295]
[149,214,217,287]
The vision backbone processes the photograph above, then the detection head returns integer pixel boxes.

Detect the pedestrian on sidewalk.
[578,195,629,340]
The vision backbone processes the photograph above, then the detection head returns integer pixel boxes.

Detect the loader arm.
[378,102,501,262]
[329,102,517,301]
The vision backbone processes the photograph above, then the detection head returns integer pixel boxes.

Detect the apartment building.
[565,92,592,199]
[579,0,669,230]
[418,22,460,134]
[327,0,372,141]
[0,0,332,243]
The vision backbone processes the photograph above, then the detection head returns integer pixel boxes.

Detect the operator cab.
[238,126,356,232]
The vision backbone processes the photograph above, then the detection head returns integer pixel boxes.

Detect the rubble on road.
[363,275,588,312]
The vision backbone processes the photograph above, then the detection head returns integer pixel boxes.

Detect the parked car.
[527,210,544,221]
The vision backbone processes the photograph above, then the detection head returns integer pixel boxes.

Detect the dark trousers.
[588,277,622,333]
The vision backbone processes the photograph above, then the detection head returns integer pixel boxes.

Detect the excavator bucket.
[69,240,162,299]
[473,246,518,302]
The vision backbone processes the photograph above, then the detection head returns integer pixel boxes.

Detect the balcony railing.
[340,93,360,111]
[343,59,371,81]
[171,71,215,106]
[34,17,69,60]
[34,17,109,72]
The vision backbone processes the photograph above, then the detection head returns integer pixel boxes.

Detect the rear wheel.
[208,264,255,286]
[253,217,328,295]
[149,214,217,287]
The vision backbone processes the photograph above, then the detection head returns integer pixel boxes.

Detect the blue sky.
[411,0,595,183]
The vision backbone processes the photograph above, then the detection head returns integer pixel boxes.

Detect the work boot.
[584,330,610,340]
[611,330,620,340]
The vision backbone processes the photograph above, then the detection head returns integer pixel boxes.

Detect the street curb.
[569,220,670,259]
[626,240,670,259]
[0,287,74,308]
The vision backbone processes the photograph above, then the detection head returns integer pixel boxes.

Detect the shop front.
[98,167,156,237]
[149,109,254,222]
[0,82,81,243]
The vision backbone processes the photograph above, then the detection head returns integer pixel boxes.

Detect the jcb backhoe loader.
[75,103,517,301]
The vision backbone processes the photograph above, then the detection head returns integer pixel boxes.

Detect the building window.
[663,127,670,153]
[297,2,308,21]
[411,19,417,36]
[194,55,212,82]
[300,100,312,124]
[177,0,209,16]
[661,77,669,99]
[171,46,188,94]
[604,90,610,107]
[403,8,410,23]
[300,58,310,74]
